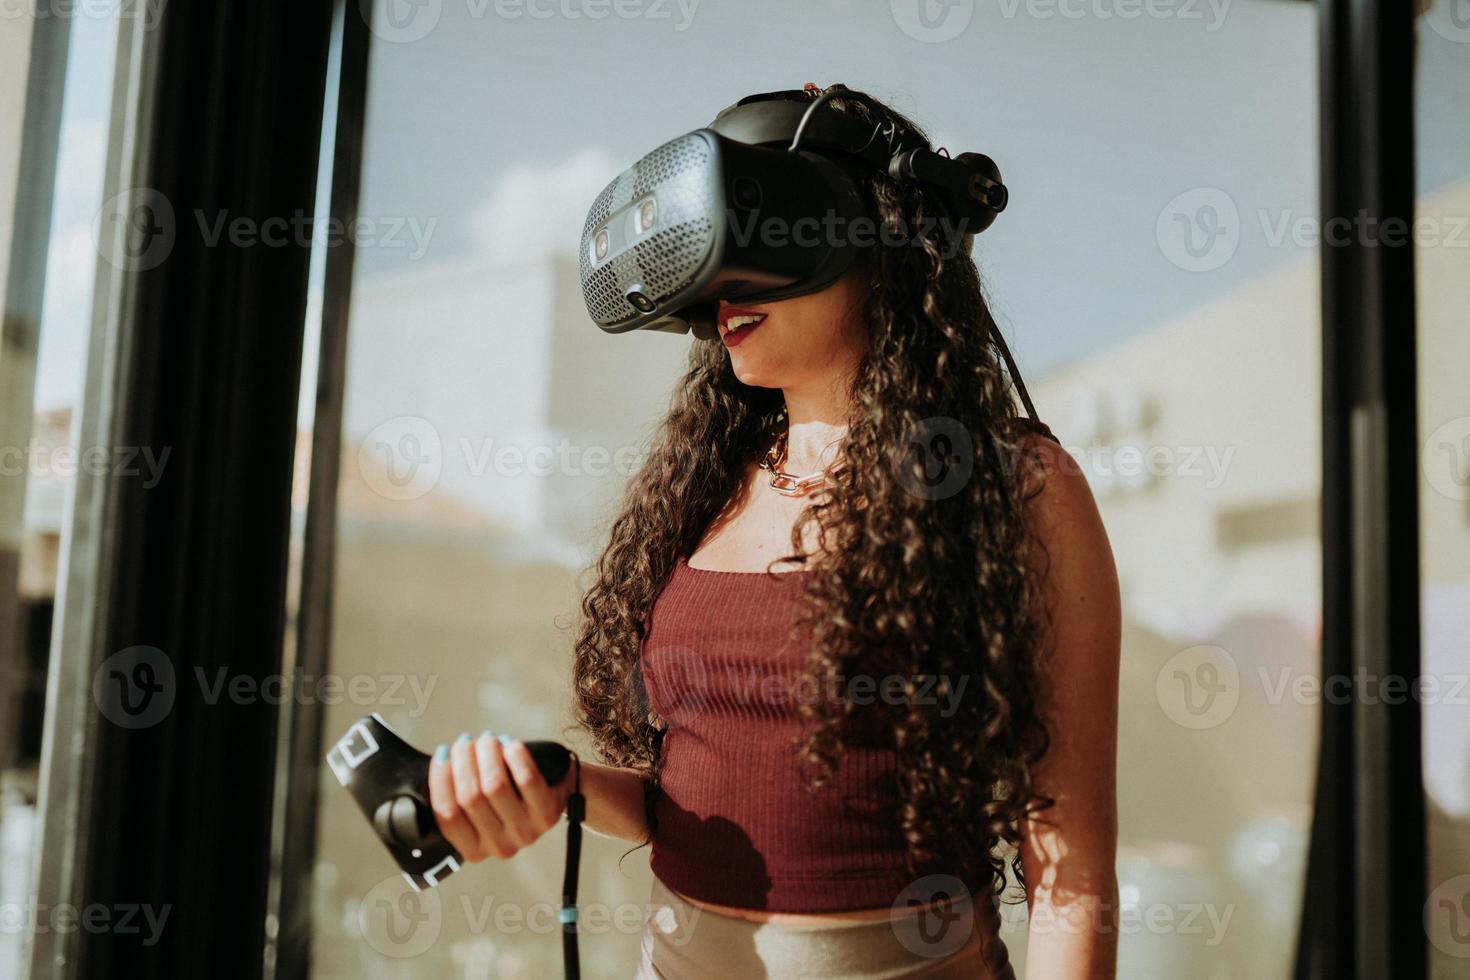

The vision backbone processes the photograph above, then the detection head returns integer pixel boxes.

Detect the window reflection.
[1415,10,1470,975]
[307,2,1351,976]
[0,10,120,978]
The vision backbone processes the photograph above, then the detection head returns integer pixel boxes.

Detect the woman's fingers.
[451,733,508,859]
[476,733,540,849]
[501,737,565,830]
[429,730,571,863]
[428,742,482,860]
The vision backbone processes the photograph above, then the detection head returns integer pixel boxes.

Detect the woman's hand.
[428,732,573,861]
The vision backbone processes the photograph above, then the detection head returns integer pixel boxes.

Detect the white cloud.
[466,145,621,262]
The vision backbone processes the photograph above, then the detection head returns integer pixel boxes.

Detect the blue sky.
[347,0,1469,371]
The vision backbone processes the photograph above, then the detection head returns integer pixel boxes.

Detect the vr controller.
[326,713,573,891]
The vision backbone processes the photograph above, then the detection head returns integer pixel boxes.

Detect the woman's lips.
[719,307,767,348]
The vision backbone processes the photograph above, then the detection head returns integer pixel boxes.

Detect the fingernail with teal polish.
[434,744,448,763]
[497,733,513,746]
[480,730,493,741]
[457,732,471,743]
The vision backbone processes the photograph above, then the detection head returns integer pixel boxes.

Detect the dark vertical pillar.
[266,2,372,977]
[38,3,337,978]
[1298,0,1425,977]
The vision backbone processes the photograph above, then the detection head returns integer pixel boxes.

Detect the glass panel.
[308,2,1320,976]
[0,7,122,978]
[1414,6,1470,976]
[1026,7,1319,973]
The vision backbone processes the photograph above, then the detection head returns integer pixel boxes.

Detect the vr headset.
[577,83,1051,431]
[577,83,1010,341]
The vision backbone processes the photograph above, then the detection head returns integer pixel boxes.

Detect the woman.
[429,85,1121,978]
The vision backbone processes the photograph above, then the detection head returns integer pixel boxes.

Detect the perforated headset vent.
[580,133,717,327]
[581,218,714,325]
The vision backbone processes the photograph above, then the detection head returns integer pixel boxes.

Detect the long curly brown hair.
[573,85,1055,901]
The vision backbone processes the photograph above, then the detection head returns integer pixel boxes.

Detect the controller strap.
[559,753,585,980]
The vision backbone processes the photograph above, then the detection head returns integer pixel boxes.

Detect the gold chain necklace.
[758,426,832,497]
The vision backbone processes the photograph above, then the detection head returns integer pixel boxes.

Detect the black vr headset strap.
[713,87,919,174]
[786,86,1007,226]
[788,84,897,160]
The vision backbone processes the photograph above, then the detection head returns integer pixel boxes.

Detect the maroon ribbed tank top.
[642,555,954,913]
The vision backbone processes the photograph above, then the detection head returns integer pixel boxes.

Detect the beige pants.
[635,876,1016,980]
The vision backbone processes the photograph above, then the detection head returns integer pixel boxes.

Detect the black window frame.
[14,1,1429,977]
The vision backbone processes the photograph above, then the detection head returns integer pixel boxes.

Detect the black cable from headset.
[788,84,845,153]
[787,84,1047,444]
[559,753,585,980]
[788,83,900,166]
[988,322,1054,440]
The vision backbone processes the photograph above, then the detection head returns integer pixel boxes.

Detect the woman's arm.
[579,761,652,843]
[1017,436,1123,979]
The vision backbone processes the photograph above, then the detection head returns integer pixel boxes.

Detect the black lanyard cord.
[559,753,585,980]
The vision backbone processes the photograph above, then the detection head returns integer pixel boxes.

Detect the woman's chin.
[728,356,784,389]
